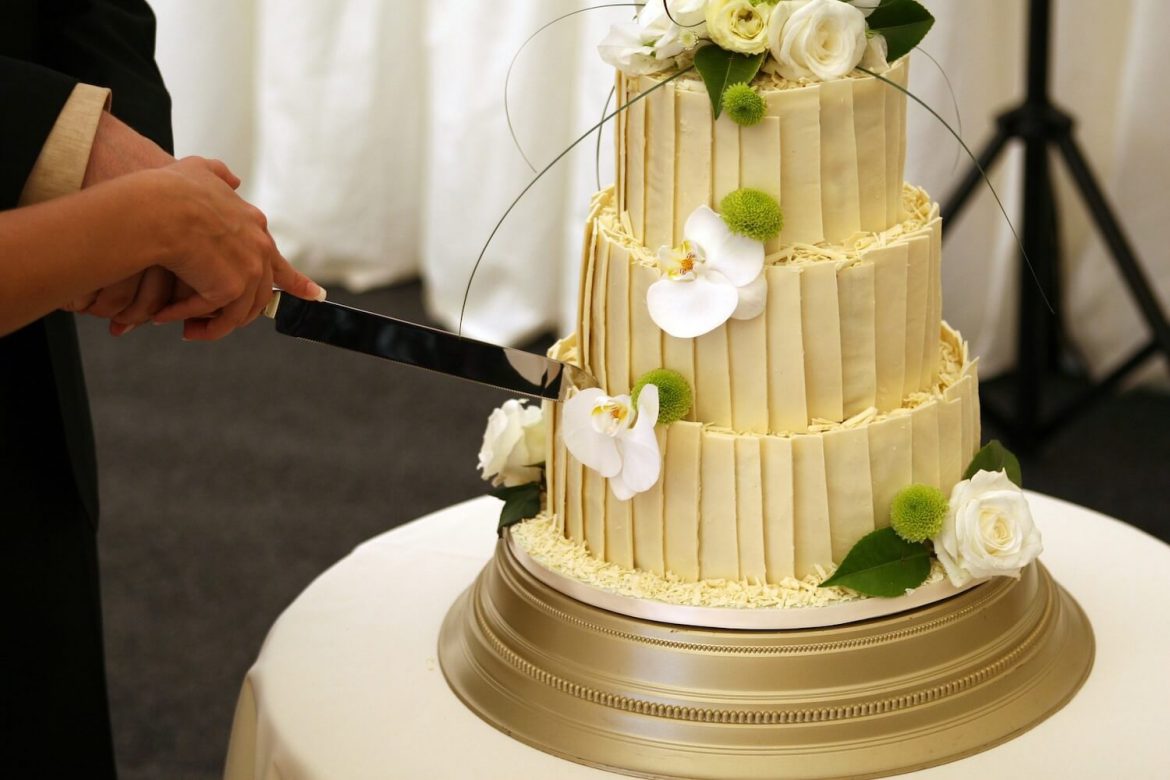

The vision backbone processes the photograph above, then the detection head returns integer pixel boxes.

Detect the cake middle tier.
[579,185,943,433]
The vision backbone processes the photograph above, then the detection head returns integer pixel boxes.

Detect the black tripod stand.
[942,0,1170,452]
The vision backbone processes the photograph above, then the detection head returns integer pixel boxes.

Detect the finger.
[247,258,275,327]
[204,157,241,190]
[114,267,175,326]
[85,276,143,319]
[272,256,327,302]
[153,293,222,324]
[188,281,255,341]
[62,290,99,313]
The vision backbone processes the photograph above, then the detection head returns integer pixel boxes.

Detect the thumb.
[273,257,327,302]
[204,157,241,190]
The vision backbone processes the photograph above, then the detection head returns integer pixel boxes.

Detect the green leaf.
[867,0,935,63]
[963,440,1023,487]
[693,46,766,119]
[820,527,932,597]
[492,481,542,535]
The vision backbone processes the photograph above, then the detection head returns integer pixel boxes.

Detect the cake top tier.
[600,1,934,249]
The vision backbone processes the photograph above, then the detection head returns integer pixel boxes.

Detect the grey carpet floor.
[76,282,1169,780]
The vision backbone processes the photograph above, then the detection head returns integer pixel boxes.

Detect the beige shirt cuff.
[18,83,112,206]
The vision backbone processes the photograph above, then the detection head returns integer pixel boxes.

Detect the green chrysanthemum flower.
[722,83,766,127]
[889,484,949,543]
[719,187,783,242]
[631,368,693,425]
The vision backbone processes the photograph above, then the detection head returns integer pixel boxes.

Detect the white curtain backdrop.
[151,0,1169,379]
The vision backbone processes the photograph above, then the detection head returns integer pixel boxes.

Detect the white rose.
[599,1,708,75]
[477,399,546,488]
[706,0,771,55]
[769,0,868,82]
[934,470,1043,587]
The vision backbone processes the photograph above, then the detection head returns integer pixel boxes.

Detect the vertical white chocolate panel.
[551,402,566,535]
[632,428,667,575]
[926,218,943,386]
[801,262,845,423]
[583,464,606,558]
[728,315,769,434]
[577,219,599,371]
[629,264,662,382]
[766,265,808,433]
[791,435,833,577]
[734,437,767,582]
[699,432,739,581]
[712,113,742,205]
[938,397,964,492]
[694,326,732,428]
[662,334,696,421]
[773,87,824,245]
[838,262,878,418]
[589,240,610,388]
[884,61,906,225]
[893,59,909,220]
[739,116,782,255]
[910,400,941,487]
[624,84,647,244]
[903,235,931,398]
[617,73,627,221]
[868,413,911,528]
[851,74,887,233]
[819,78,862,241]
[565,445,584,543]
[873,243,909,411]
[675,89,713,245]
[605,487,634,570]
[605,245,632,396]
[946,375,974,468]
[823,427,875,563]
[663,421,702,581]
[761,435,796,582]
[643,75,675,250]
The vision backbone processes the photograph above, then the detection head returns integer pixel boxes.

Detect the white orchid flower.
[646,205,767,339]
[562,385,661,501]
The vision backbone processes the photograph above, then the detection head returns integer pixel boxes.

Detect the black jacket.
[0,2,173,776]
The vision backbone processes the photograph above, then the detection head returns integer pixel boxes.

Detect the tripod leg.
[1055,134,1170,360]
[941,126,1012,225]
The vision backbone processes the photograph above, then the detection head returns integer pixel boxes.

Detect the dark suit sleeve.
[39,0,173,153]
[0,56,78,210]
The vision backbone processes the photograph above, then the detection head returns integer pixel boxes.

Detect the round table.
[223,493,1170,779]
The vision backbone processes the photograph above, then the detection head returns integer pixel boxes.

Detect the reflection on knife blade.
[266,292,596,401]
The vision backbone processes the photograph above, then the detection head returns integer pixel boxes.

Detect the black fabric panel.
[0,55,77,209]
[0,320,114,778]
[39,0,174,153]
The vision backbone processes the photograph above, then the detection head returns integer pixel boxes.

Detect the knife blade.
[264,291,597,401]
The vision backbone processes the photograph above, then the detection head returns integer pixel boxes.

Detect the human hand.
[82,110,173,187]
[62,266,175,336]
[145,156,325,340]
[65,110,178,332]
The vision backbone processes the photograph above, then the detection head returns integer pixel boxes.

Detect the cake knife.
[263,291,597,401]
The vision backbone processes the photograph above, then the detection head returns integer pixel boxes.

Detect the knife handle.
[263,291,283,320]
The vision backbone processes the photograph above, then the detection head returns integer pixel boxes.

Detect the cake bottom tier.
[546,325,979,584]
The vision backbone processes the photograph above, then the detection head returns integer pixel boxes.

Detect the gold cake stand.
[439,540,1094,779]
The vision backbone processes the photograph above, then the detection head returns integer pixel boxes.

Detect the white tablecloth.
[223,493,1170,779]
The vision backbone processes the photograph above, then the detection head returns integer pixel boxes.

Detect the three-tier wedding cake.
[446,5,1092,777]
